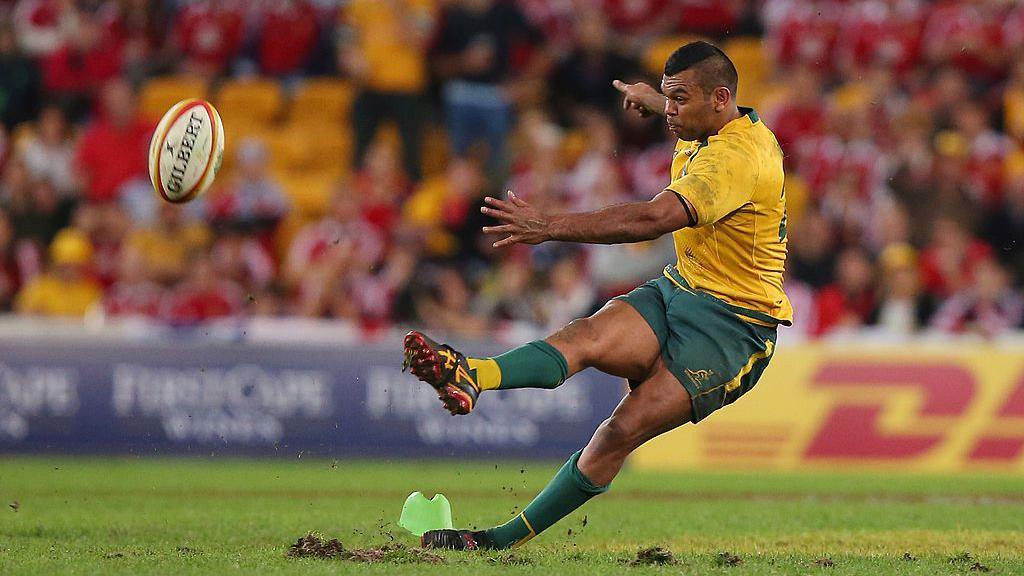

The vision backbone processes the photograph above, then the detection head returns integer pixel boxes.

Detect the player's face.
[661,71,715,141]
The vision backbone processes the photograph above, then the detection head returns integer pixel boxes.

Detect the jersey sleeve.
[665,141,756,227]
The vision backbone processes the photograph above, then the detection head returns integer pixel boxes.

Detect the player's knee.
[594,414,644,454]
[558,317,601,363]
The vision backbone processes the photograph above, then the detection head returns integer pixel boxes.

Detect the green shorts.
[613,266,778,423]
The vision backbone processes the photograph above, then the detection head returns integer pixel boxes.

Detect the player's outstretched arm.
[481,190,693,248]
[613,79,667,117]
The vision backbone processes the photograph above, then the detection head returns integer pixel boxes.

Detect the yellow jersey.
[665,107,792,325]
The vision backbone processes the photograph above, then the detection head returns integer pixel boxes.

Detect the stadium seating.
[139,75,209,120]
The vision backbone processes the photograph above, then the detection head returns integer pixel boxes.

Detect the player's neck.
[702,105,743,142]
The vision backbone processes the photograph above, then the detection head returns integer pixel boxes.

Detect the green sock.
[485,450,608,549]
[474,340,568,391]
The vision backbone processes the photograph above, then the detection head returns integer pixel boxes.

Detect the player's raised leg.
[422,360,692,550]
[403,299,661,414]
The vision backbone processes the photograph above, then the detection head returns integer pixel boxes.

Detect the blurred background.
[0,0,1021,472]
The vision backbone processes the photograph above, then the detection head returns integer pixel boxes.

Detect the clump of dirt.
[969,562,992,572]
[814,557,835,568]
[628,546,677,566]
[716,551,743,567]
[8,501,18,512]
[902,552,917,562]
[288,532,346,559]
[286,532,443,564]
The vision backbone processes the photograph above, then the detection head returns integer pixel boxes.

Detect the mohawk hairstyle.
[664,41,738,97]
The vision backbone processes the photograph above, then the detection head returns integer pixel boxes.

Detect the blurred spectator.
[931,258,1024,338]
[40,7,123,109]
[919,216,993,299]
[434,0,546,174]
[813,248,877,337]
[72,200,130,288]
[412,265,487,338]
[102,243,165,319]
[169,0,245,77]
[101,0,170,77]
[871,243,936,336]
[788,208,836,289]
[921,0,1005,83]
[15,227,101,317]
[404,157,487,258]
[12,0,78,58]
[834,0,923,78]
[548,13,638,125]
[19,104,76,196]
[210,228,276,294]
[206,139,289,230]
[163,252,243,324]
[352,141,407,234]
[126,202,211,284]
[0,23,41,130]
[284,186,386,318]
[536,255,596,332]
[0,210,26,311]
[474,254,541,324]
[2,158,73,249]
[256,0,319,77]
[339,0,435,181]
[982,169,1024,283]
[74,79,152,203]
[602,0,672,37]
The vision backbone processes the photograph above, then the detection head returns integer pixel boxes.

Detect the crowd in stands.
[1,0,1024,341]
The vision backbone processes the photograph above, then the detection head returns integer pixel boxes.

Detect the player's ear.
[712,86,731,112]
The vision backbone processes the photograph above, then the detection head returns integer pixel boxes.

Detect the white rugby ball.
[149,98,224,203]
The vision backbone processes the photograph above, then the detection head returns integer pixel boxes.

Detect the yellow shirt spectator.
[15,228,102,318]
[126,223,211,283]
[340,0,435,93]
[16,275,102,317]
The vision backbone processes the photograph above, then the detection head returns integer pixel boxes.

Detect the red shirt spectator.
[602,0,670,34]
[104,280,165,318]
[171,0,245,76]
[74,81,153,203]
[163,256,243,324]
[675,0,738,35]
[812,248,877,337]
[922,0,1004,81]
[834,0,924,76]
[919,218,993,299]
[765,0,842,73]
[257,1,319,76]
[41,17,123,95]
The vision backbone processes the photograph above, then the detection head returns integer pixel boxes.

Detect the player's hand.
[480,191,551,248]
[612,79,665,118]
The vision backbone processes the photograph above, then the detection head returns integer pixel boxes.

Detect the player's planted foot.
[402,331,481,415]
[421,529,494,550]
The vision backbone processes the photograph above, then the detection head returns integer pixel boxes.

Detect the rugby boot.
[402,330,481,415]
[420,529,495,550]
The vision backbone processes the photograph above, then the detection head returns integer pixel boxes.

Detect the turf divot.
[286,532,444,564]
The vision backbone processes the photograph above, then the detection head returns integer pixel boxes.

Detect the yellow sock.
[467,357,502,391]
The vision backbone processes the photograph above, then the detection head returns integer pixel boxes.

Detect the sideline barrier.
[0,337,623,458]
[633,344,1024,472]
[2,331,1023,471]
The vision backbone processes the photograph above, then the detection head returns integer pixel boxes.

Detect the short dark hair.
[664,41,738,97]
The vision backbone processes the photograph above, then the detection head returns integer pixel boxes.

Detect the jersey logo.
[685,368,715,388]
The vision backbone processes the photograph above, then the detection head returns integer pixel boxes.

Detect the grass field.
[1,457,1023,575]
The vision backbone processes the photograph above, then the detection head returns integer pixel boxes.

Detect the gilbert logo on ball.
[148,98,224,203]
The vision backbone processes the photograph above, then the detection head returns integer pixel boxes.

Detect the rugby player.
[403,41,792,550]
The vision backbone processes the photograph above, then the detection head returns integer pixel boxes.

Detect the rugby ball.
[149,98,224,203]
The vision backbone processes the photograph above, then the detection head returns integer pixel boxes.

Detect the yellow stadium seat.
[290,78,356,126]
[139,75,208,119]
[725,37,772,90]
[279,171,336,217]
[643,35,706,76]
[215,78,284,127]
